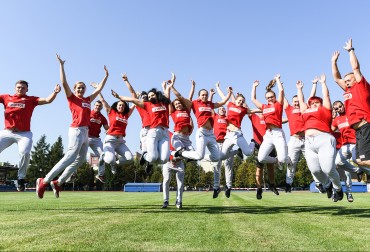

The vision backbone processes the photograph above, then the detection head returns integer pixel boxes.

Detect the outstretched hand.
[312,76,319,84]
[54,84,61,93]
[56,54,65,65]
[104,65,109,76]
[343,38,353,51]
[122,72,128,82]
[296,80,304,89]
[332,51,340,62]
[90,82,98,89]
[111,89,119,99]
[318,74,326,84]
[253,80,260,87]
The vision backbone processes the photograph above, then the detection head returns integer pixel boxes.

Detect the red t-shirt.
[143,101,169,128]
[171,109,192,132]
[136,106,151,128]
[285,104,305,135]
[0,94,39,131]
[213,113,228,142]
[191,99,215,128]
[332,114,356,145]
[248,113,266,145]
[226,102,248,128]
[89,110,108,137]
[262,102,283,128]
[343,76,370,127]
[67,94,91,127]
[107,109,129,136]
[332,131,343,150]
[302,106,332,133]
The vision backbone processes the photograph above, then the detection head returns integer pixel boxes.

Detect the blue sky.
[0,0,369,165]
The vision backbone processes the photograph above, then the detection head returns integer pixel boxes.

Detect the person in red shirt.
[297,74,343,202]
[0,80,61,191]
[251,74,289,169]
[331,38,370,168]
[36,54,108,199]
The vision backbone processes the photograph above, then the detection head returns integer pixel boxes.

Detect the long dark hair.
[111,100,129,115]
[148,88,171,105]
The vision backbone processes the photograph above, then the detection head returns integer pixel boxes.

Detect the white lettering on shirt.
[199,107,212,112]
[260,120,266,124]
[338,121,350,129]
[82,102,91,108]
[218,119,227,124]
[90,118,102,124]
[343,93,352,101]
[229,107,241,113]
[176,113,189,118]
[116,117,128,124]
[263,107,275,114]
[305,107,319,113]
[292,109,301,114]
[8,102,25,108]
[152,106,166,112]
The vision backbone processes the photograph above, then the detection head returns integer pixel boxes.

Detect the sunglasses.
[266,96,275,99]
[334,105,343,111]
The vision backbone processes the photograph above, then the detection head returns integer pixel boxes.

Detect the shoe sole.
[95,176,105,183]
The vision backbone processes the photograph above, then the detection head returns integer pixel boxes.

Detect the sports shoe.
[213,187,221,199]
[50,180,62,198]
[225,186,231,198]
[315,183,326,193]
[249,142,255,152]
[111,166,117,175]
[286,157,293,167]
[326,183,333,199]
[176,201,182,209]
[356,171,364,182]
[332,188,344,202]
[285,183,291,193]
[346,192,354,203]
[236,148,243,159]
[161,201,169,209]
[256,188,263,200]
[277,162,284,171]
[95,175,105,183]
[145,162,153,174]
[174,148,184,158]
[139,152,147,166]
[17,179,26,192]
[271,185,279,195]
[36,178,47,199]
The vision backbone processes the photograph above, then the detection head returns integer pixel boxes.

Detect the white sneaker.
[111,166,117,175]
[277,162,284,171]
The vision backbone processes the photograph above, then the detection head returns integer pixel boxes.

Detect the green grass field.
[0,190,369,251]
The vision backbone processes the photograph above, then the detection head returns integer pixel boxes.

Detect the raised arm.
[188,80,196,100]
[251,80,263,109]
[214,87,232,108]
[56,54,72,98]
[111,90,144,108]
[275,74,284,105]
[309,76,319,98]
[38,84,61,105]
[170,84,192,110]
[91,82,111,113]
[331,110,338,132]
[296,81,307,113]
[331,51,346,91]
[208,88,215,102]
[122,73,138,98]
[318,74,331,110]
[344,38,363,82]
[215,81,226,100]
[89,66,109,102]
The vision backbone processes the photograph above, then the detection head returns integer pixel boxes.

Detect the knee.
[104,153,115,164]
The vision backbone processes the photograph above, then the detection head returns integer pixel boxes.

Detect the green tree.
[47,136,64,172]
[184,161,199,189]
[27,135,50,186]
[75,162,95,191]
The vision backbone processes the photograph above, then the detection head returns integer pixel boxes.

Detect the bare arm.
[331,51,346,91]
[38,84,61,105]
[89,66,109,102]
[122,73,138,98]
[214,87,232,108]
[296,81,307,113]
[275,74,284,105]
[111,90,144,108]
[215,81,226,100]
[127,104,136,117]
[188,80,195,100]
[251,80,263,109]
[344,38,363,82]
[56,54,72,98]
[319,74,331,110]
[91,82,111,113]
[208,88,215,102]
[170,84,192,110]
[309,76,319,98]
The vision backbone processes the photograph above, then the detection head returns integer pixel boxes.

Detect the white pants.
[181,128,219,162]
[45,127,89,184]
[144,127,170,164]
[258,128,288,164]
[344,171,352,193]
[305,133,342,190]
[286,136,305,185]
[171,132,194,151]
[220,130,253,160]
[89,137,105,176]
[162,160,185,203]
[335,143,362,173]
[140,127,149,153]
[103,135,133,169]
[213,142,233,189]
[0,130,32,179]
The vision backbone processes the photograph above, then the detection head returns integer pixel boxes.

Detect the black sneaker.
[139,152,147,166]
[271,185,279,196]
[256,188,262,200]
[145,162,153,174]
[285,183,291,193]
[356,171,364,182]
[176,201,182,209]
[225,186,231,198]
[213,188,221,199]
[325,183,333,199]
[332,189,344,202]
[174,148,184,158]
[236,148,243,159]
[17,179,26,192]
[315,183,326,193]
[346,192,354,203]
[161,201,169,209]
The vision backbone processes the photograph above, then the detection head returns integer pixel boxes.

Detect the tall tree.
[27,135,50,185]
[47,136,64,172]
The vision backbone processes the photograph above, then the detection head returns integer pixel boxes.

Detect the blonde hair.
[74,81,86,89]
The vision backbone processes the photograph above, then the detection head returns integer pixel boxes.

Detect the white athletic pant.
[162,160,185,203]
[258,128,288,164]
[89,137,105,176]
[213,142,233,189]
[305,132,342,190]
[286,136,305,185]
[344,171,352,193]
[220,130,253,160]
[144,127,170,164]
[103,135,133,169]
[45,127,89,184]
[171,132,194,151]
[181,127,219,162]
[0,130,32,179]
[140,127,149,153]
[335,143,361,173]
